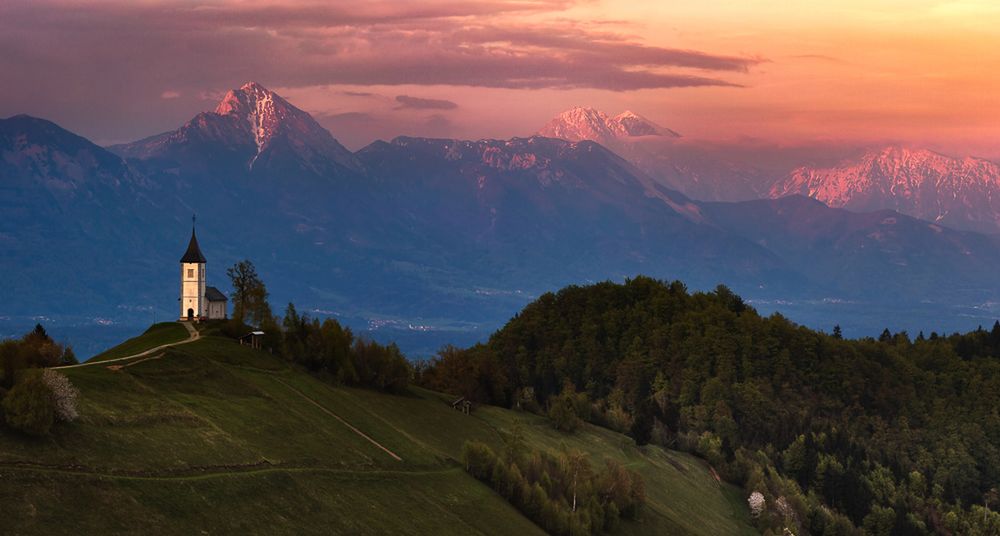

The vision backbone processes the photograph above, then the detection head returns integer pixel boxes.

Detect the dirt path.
[273,378,403,462]
[0,459,454,481]
[54,322,200,370]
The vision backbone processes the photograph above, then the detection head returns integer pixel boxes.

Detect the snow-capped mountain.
[770,146,1000,233]
[113,81,360,176]
[537,107,679,144]
[9,87,1000,354]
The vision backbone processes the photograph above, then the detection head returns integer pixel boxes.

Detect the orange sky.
[2,0,999,156]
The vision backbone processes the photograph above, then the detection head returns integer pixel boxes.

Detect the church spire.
[180,216,207,263]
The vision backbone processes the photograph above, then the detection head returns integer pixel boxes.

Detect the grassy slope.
[0,336,755,535]
[87,322,190,362]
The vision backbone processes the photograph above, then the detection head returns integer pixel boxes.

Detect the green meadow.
[0,331,755,535]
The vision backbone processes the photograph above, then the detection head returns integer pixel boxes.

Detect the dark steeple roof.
[180,227,207,263]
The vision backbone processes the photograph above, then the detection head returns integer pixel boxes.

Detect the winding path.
[54,322,200,370]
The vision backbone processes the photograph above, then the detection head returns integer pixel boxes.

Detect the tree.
[549,394,582,433]
[226,260,271,326]
[832,325,843,339]
[2,370,55,436]
[562,448,592,513]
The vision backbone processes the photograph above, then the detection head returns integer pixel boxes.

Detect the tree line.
[223,260,411,393]
[419,276,1000,535]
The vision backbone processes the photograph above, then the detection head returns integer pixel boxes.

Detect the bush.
[41,369,79,422]
[2,370,56,436]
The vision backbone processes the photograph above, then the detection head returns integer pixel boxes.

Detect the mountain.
[6,85,1000,356]
[355,135,797,297]
[770,146,1000,233]
[0,114,175,317]
[113,82,360,177]
[535,108,779,202]
[537,107,679,144]
[699,195,1000,303]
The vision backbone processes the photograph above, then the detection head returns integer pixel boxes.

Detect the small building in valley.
[179,220,228,322]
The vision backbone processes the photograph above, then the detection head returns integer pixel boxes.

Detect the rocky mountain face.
[537,107,679,144]
[770,146,1000,233]
[5,86,1000,355]
[113,82,361,178]
[536,107,773,202]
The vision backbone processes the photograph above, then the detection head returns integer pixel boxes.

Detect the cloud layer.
[0,0,760,143]
[395,96,458,110]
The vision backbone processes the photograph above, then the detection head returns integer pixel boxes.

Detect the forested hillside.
[421,277,1000,535]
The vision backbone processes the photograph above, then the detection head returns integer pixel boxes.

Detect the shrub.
[749,491,766,518]
[41,369,79,422]
[2,370,56,436]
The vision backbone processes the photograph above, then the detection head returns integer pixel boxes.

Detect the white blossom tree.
[748,491,766,518]
[41,369,79,422]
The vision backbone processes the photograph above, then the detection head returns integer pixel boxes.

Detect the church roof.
[205,286,228,302]
[180,228,207,263]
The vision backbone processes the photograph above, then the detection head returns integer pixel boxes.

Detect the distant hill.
[0,329,754,535]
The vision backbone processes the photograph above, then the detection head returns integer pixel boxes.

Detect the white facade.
[180,261,206,320]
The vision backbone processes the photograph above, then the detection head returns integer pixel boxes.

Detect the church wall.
[207,301,226,320]
[180,261,206,320]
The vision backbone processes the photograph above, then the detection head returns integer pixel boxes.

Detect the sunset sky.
[2,0,999,155]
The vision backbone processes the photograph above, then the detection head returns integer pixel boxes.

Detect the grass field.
[86,322,190,362]
[0,333,756,535]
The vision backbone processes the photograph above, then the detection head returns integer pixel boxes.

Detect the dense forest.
[419,277,1000,535]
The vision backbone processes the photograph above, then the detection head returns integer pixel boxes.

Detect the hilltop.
[0,324,753,535]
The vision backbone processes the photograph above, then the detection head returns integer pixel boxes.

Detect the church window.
[187,268,194,278]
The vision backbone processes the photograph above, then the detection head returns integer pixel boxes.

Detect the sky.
[1,0,999,155]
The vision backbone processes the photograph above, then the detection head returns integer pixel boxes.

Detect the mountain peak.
[771,145,1000,233]
[115,82,360,174]
[537,107,679,143]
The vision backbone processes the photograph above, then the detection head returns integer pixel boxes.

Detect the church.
[179,224,228,321]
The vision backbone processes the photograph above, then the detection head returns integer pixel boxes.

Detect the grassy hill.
[87,322,191,363]
[0,331,755,535]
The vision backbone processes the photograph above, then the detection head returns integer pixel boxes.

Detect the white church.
[179,225,228,322]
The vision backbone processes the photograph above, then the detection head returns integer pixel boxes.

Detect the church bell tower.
[179,217,207,321]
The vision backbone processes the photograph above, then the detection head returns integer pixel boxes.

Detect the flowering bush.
[748,491,766,518]
[41,369,79,422]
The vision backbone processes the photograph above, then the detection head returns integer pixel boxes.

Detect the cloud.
[0,2,759,92]
[320,111,374,121]
[341,91,376,97]
[0,0,763,142]
[160,90,181,99]
[395,95,458,110]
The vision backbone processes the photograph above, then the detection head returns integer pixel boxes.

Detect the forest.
[419,277,1000,535]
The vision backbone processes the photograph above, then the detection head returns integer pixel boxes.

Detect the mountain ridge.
[770,145,1000,233]
[6,86,1000,354]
